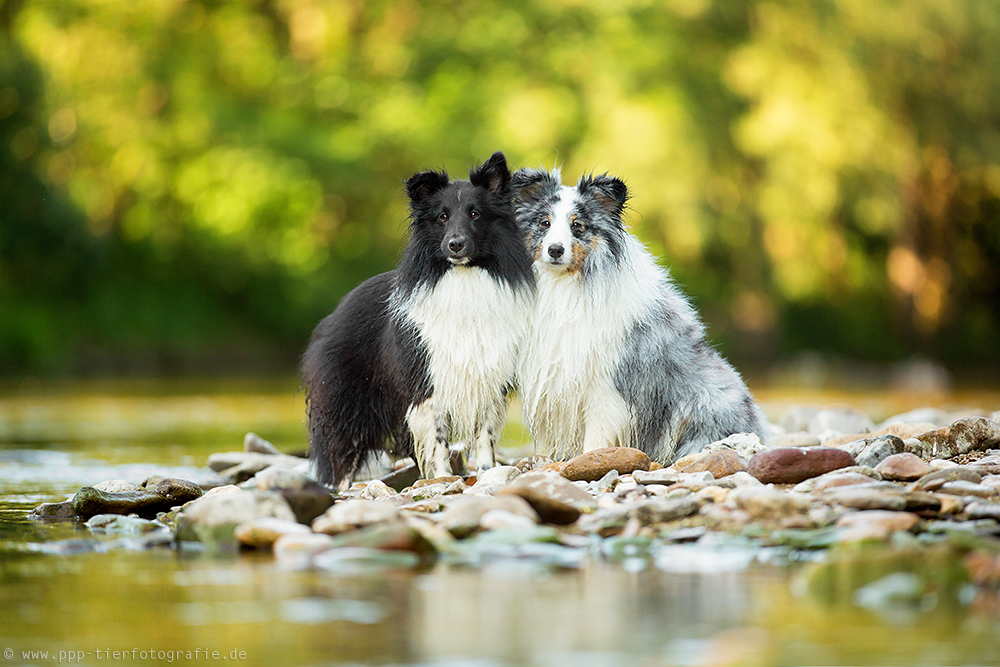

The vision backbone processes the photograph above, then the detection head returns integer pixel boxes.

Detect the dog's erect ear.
[469,152,510,195]
[511,168,560,205]
[578,173,629,216]
[406,169,450,204]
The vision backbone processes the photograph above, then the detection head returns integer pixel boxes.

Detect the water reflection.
[1,383,999,666]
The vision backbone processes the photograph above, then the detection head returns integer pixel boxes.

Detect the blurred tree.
[0,0,998,378]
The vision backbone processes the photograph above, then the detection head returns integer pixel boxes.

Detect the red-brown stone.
[747,447,856,484]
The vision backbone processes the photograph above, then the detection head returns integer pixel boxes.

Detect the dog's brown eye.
[439,212,449,222]
[469,210,479,219]
[571,221,584,233]
[539,217,550,230]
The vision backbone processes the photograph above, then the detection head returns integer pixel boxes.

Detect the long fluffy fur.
[302,152,534,489]
[512,167,767,463]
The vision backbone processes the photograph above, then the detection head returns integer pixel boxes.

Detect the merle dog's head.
[405,152,513,266]
[512,168,629,276]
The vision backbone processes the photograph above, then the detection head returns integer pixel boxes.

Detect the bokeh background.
[2,0,999,383]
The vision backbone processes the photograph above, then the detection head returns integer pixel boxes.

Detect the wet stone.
[86,514,164,535]
[71,486,175,519]
[436,495,539,538]
[234,517,311,549]
[272,532,337,562]
[150,478,204,504]
[312,546,422,573]
[747,447,856,485]
[561,447,651,482]
[94,480,144,494]
[576,496,701,534]
[27,501,76,521]
[254,465,334,524]
[499,471,597,525]
[311,499,401,535]
[324,520,437,555]
[875,453,932,482]
[176,490,296,544]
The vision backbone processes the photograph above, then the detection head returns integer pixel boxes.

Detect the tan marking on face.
[566,236,597,273]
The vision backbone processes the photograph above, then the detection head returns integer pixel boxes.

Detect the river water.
[1,381,999,666]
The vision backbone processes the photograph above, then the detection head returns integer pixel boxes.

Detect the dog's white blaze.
[540,187,577,267]
[401,266,531,449]
[520,213,669,459]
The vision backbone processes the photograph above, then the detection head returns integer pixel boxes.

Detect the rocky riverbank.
[26,404,1000,596]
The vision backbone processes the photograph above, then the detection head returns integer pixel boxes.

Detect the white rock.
[235,517,310,549]
[703,433,766,460]
[475,465,521,488]
[727,471,764,488]
[361,480,396,500]
[311,499,400,534]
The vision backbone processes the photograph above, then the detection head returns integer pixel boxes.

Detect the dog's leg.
[582,385,633,453]
[406,398,452,479]
[473,399,506,473]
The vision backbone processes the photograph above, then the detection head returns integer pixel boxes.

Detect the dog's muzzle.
[443,235,471,264]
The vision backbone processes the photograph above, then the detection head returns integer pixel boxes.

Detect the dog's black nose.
[547,243,564,259]
[448,237,467,254]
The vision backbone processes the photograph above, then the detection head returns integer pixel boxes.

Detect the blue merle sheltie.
[512,167,767,464]
[302,152,534,490]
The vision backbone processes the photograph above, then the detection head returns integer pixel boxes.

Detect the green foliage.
[1,0,999,375]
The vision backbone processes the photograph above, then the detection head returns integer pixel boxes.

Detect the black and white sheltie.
[303,152,534,490]
[512,167,768,464]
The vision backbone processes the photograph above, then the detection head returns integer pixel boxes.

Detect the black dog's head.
[405,152,513,266]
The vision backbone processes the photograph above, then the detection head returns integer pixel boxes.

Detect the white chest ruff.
[400,268,531,438]
[519,248,666,457]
